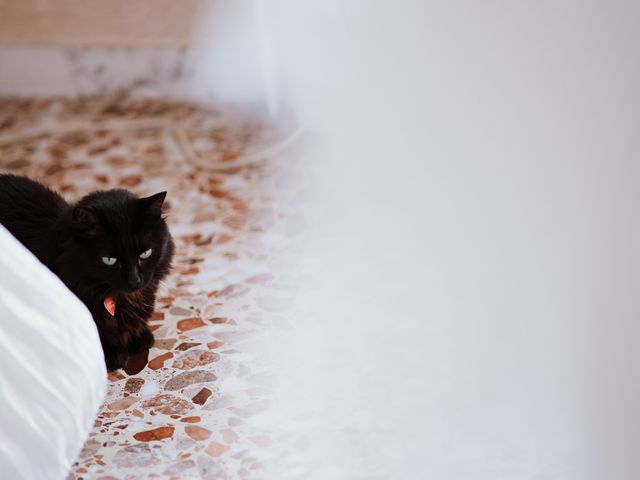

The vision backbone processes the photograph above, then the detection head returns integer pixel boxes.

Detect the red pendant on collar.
[104,296,116,316]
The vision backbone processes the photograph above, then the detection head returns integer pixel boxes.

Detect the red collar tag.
[104,296,116,316]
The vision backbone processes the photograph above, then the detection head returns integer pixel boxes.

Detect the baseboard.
[0,45,269,106]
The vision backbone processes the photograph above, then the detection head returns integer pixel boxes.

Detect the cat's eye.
[139,248,153,260]
[101,257,117,266]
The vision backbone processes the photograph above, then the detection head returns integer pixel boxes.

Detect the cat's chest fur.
[86,285,158,344]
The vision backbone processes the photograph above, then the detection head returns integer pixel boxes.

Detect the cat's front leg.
[103,346,129,371]
[96,322,130,371]
[128,325,155,354]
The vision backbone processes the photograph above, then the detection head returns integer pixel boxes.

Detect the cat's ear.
[139,192,167,218]
[72,206,99,236]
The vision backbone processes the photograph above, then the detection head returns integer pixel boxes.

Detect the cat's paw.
[104,350,129,371]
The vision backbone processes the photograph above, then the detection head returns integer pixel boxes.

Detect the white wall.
[0,1,272,107]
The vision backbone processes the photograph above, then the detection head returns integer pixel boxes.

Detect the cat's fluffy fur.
[0,174,174,370]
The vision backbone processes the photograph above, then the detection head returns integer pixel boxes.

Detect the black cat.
[0,174,174,371]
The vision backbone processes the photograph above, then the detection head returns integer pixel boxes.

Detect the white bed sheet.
[0,224,106,480]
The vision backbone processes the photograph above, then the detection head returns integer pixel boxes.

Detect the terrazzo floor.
[0,97,298,479]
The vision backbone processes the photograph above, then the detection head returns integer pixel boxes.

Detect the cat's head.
[69,189,174,293]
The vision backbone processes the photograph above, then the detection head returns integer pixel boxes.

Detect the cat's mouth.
[116,278,149,294]
[122,284,145,293]
[104,281,147,297]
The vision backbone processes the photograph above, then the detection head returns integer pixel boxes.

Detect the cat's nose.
[127,269,142,289]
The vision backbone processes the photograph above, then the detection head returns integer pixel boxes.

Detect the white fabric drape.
[0,224,106,480]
